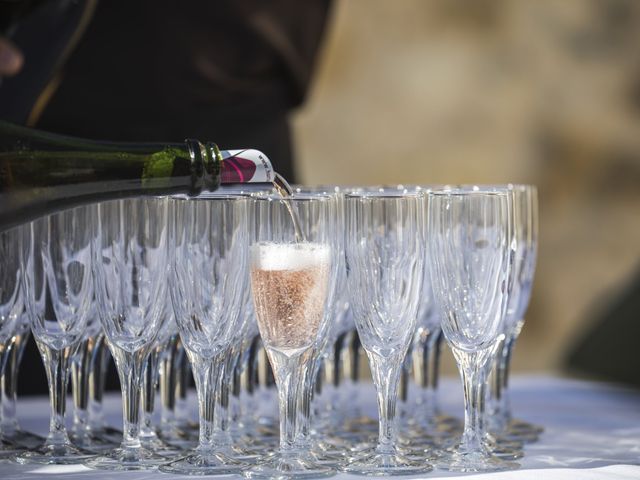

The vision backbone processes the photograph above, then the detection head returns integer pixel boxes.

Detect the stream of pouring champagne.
[272,172,305,243]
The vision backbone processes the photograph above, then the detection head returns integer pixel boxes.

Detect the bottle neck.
[184,139,221,195]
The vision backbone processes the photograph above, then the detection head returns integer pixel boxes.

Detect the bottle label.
[220,149,274,183]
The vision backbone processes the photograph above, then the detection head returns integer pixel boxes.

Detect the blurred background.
[292,0,640,378]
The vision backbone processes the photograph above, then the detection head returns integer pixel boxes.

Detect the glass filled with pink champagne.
[246,194,338,480]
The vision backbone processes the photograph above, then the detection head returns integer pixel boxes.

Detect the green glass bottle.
[0,120,274,231]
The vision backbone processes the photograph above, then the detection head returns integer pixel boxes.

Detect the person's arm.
[0,37,23,76]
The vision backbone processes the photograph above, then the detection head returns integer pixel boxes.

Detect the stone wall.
[293,0,640,375]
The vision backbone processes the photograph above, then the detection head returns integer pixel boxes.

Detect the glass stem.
[499,332,517,423]
[191,354,223,452]
[1,330,29,433]
[159,335,179,428]
[174,339,190,423]
[488,336,505,422]
[238,335,260,430]
[36,340,72,446]
[110,346,149,449]
[0,341,11,430]
[328,333,347,424]
[451,346,492,454]
[367,350,403,455]
[295,348,321,448]
[319,337,344,428]
[411,334,429,391]
[411,330,436,425]
[273,350,312,452]
[88,333,108,429]
[429,329,444,391]
[229,344,249,436]
[141,347,160,436]
[71,336,93,434]
[212,349,235,446]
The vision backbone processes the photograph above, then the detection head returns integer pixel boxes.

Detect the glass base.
[395,445,440,463]
[435,448,519,473]
[244,451,336,480]
[160,450,247,476]
[70,431,119,453]
[397,430,441,449]
[488,442,524,461]
[342,449,433,476]
[306,443,347,468]
[311,439,349,463]
[15,442,95,465]
[503,418,543,443]
[158,425,198,449]
[84,446,168,470]
[236,435,275,454]
[3,429,45,450]
[212,443,261,463]
[90,425,123,445]
[485,434,524,461]
[403,418,463,444]
[0,439,24,459]
[140,435,184,457]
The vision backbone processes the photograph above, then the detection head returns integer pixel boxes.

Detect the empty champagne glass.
[245,194,338,480]
[17,206,96,464]
[1,323,44,451]
[70,308,116,452]
[86,197,171,471]
[489,185,541,441]
[86,331,121,444]
[0,226,32,458]
[427,189,517,472]
[343,191,432,476]
[160,195,251,475]
[139,305,182,456]
[157,331,194,446]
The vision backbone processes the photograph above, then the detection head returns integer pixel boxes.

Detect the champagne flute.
[427,189,517,472]
[0,226,32,458]
[156,331,194,446]
[342,191,433,476]
[70,321,117,452]
[86,197,172,470]
[139,304,182,456]
[17,206,96,464]
[245,194,338,480]
[160,195,251,475]
[86,331,121,444]
[489,185,541,441]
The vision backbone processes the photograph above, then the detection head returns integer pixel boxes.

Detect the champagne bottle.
[0,120,274,231]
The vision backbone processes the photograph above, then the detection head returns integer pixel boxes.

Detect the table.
[1,375,639,479]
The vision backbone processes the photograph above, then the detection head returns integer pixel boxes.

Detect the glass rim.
[251,193,334,202]
[168,193,250,201]
[345,191,422,199]
[438,183,536,191]
[427,189,509,197]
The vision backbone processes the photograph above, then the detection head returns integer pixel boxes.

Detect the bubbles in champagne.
[250,242,330,356]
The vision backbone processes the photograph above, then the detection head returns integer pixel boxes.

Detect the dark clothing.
[3,0,332,181]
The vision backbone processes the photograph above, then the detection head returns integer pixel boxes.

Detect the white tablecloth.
[1,375,639,479]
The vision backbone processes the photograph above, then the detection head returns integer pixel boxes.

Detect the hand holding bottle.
[0,36,23,77]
